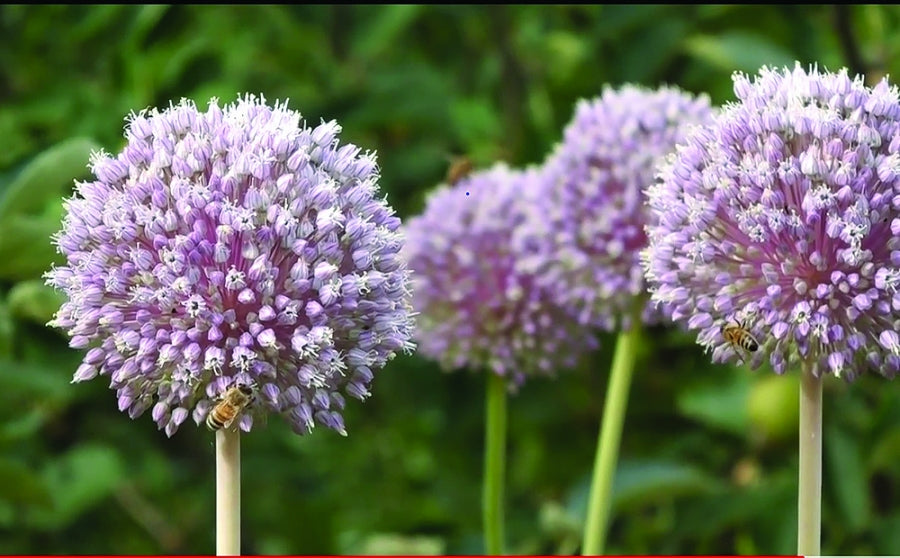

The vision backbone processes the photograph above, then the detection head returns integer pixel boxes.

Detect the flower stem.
[216,427,241,556]
[798,364,823,556]
[483,372,507,555]
[582,324,641,555]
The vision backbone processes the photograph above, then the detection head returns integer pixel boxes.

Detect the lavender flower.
[45,95,415,437]
[532,85,714,331]
[404,164,597,385]
[643,64,900,379]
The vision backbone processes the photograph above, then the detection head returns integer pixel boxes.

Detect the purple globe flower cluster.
[643,64,900,379]
[404,164,599,385]
[45,95,415,437]
[532,86,714,331]
[405,86,714,384]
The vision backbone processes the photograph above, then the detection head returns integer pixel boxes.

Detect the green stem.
[582,324,642,555]
[798,363,822,556]
[483,372,507,555]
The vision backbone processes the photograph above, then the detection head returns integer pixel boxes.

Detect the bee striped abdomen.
[722,322,759,352]
[205,407,234,431]
[206,385,256,431]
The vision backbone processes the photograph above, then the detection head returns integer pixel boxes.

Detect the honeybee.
[721,319,760,363]
[206,384,256,431]
[446,155,473,186]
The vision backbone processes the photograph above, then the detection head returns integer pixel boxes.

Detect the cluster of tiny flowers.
[45,95,415,437]
[530,85,714,330]
[404,164,598,386]
[643,64,900,379]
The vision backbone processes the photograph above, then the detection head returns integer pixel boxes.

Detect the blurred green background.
[3,5,900,555]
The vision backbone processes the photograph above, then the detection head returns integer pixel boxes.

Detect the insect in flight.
[446,155,473,186]
[721,318,760,364]
[206,384,256,431]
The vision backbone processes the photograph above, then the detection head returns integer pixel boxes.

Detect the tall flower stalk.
[643,64,900,555]
[45,95,415,554]
[216,428,241,555]
[404,164,598,554]
[582,322,641,555]
[531,86,713,554]
[483,372,507,555]
[798,363,822,555]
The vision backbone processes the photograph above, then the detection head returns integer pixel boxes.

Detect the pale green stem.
[798,362,822,556]
[216,427,241,556]
[582,324,642,556]
[483,372,507,555]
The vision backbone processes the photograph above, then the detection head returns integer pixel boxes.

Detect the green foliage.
[2,4,900,555]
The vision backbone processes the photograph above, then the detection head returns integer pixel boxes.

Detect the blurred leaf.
[0,359,73,401]
[527,86,557,144]
[348,532,446,555]
[684,31,796,73]
[567,459,723,522]
[613,459,723,509]
[28,445,124,530]
[593,5,670,40]
[675,471,795,540]
[872,512,900,555]
[450,97,504,154]
[7,280,65,326]
[0,459,53,508]
[544,31,588,83]
[676,372,750,435]
[0,501,14,528]
[746,373,799,444]
[125,5,171,51]
[0,214,63,280]
[351,5,422,62]
[825,422,870,533]
[0,407,50,444]
[0,137,98,220]
[0,300,13,359]
[869,428,900,474]
[618,18,688,83]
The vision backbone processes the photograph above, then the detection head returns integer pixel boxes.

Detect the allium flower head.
[404,164,598,386]
[45,94,415,437]
[643,64,900,379]
[533,85,714,330]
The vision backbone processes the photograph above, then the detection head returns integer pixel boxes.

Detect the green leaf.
[872,512,900,555]
[0,137,99,220]
[27,444,124,530]
[869,428,900,475]
[0,359,73,401]
[676,372,750,435]
[567,459,722,522]
[7,280,65,326]
[0,214,64,280]
[0,300,13,359]
[351,5,422,62]
[613,459,723,509]
[684,31,796,73]
[618,18,688,83]
[450,97,503,152]
[126,5,171,51]
[825,422,870,533]
[0,459,53,508]
[746,374,799,443]
[674,471,795,540]
[0,407,51,444]
[349,532,446,555]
